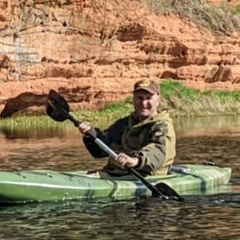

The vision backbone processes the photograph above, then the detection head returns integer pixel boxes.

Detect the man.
[79,79,176,176]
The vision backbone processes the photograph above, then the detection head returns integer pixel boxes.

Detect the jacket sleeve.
[131,120,175,174]
[83,128,109,158]
[83,117,128,158]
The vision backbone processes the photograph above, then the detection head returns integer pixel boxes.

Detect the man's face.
[133,90,160,120]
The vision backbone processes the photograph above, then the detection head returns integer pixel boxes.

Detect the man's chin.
[137,112,150,119]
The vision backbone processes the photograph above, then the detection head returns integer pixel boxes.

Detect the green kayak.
[0,164,231,204]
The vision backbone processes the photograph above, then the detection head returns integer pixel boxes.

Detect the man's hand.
[78,122,92,135]
[115,153,139,168]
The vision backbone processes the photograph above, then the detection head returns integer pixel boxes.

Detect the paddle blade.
[155,182,184,201]
[46,89,70,122]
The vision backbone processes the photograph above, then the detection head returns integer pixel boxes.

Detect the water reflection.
[175,115,240,137]
[0,125,67,139]
[0,115,240,239]
[176,135,240,179]
[1,196,240,240]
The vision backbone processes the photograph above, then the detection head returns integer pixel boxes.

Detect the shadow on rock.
[0,92,47,118]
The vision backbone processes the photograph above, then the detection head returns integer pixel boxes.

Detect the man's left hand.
[115,153,139,168]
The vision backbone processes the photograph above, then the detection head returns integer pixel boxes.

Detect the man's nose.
[141,99,148,106]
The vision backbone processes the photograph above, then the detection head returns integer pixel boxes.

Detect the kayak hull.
[0,164,231,204]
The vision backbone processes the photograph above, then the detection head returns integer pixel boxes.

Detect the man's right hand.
[78,122,92,135]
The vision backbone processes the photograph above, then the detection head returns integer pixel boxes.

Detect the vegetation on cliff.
[97,80,240,120]
[1,80,240,129]
[145,0,240,35]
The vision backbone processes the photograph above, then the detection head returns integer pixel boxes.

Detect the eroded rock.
[0,0,240,117]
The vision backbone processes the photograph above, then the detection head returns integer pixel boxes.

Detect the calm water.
[0,115,240,239]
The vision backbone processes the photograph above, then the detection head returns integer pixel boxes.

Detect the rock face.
[1,0,240,117]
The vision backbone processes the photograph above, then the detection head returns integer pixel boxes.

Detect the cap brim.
[134,87,157,95]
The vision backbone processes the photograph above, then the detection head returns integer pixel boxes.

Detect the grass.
[143,0,240,35]
[1,79,240,129]
[160,80,240,117]
[232,5,240,15]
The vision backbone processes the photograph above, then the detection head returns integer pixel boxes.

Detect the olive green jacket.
[83,110,176,176]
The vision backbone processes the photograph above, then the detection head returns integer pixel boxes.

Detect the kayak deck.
[0,164,231,204]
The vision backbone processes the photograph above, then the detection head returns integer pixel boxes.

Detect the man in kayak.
[78,79,176,176]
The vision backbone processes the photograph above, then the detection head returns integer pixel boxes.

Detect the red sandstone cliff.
[1,0,240,117]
